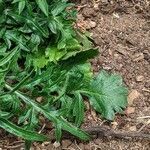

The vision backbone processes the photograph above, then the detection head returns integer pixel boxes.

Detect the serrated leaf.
[81,70,128,120]
[45,46,66,63]
[33,55,48,68]
[36,0,49,16]
[76,31,92,50]
[0,117,48,141]
[66,38,81,51]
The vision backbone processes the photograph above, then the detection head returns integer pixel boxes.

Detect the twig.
[75,140,82,150]
[46,125,150,141]
[137,116,150,119]
[2,143,24,149]
[84,126,150,140]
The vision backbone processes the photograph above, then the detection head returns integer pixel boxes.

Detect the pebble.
[101,0,109,4]
[128,90,140,105]
[126,107,135,115]
[133,53,144,62]
[62,140,72,148]
[53,141,61,148]
[85,20,97,29]
[136,75,144,82]
[111,121,118,129]
[129,126,137,131]
[113,13,120,19]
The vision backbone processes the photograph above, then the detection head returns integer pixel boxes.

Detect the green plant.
[0,0,128,149]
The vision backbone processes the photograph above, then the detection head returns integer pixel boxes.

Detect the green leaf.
[18,1,25,14]
[61,48,99,66]
[48,19,57,34]
[0,117,48,141]
[5,30,30,52]
[5,84,90,141]
[8,13,48,38]
[55,123,62,142]
[73,92,84,127]
[81,71,128,120]
[52,2,74,16]
[0,47,18,66]
[36,0,49,16]
[45,46,66,63]
[33,55,48,68]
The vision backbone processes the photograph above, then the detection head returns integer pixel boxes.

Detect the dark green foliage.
[0,0,128,149]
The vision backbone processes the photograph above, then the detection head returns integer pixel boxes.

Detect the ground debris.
[128,90,140,106]
[132,53,144,62]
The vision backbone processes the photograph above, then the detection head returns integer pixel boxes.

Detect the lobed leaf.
[81,71,128,120]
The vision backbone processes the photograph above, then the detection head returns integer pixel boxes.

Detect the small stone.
[89,21,96,28]
[102,66,112,70]
[78,143,85,149]
[133,53,144,62]
[36,96,43,103]
[126,107,135,115]
[113,13,120,19]
[42,142,50,146]
[129,126,137,131]
[111,121,118,129]
[136,75,144,82]
[94,138,102,145]
[101,0,108,4]
[85,20,96,29]
[94,3,99,11]
[128,90,140,105]
[53,141,61,148]
[83,8,96,18]
[116,45,128,56]
[62,140,72,148]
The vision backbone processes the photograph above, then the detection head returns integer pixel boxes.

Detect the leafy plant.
[0,0,128,149]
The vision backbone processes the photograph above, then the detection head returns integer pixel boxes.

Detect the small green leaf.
[18,1,25,14]
[52,2,74,16]
[33,56,48,68]
[62,48,99,65]
[0,47,18,66]
[0,117,48,141]
[36,0,49,16]
[73,92,84,127]
[48,20,57,34]
[55,123,62,142]
[45,46,66,62]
